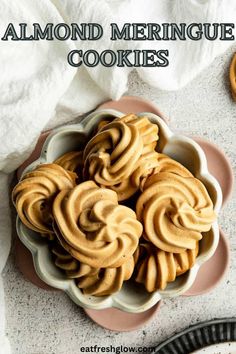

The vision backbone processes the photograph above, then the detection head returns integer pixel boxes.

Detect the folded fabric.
[1,0,236,173]
[0,0,76,173]
[55,0,236,118]
[0,173,12,354]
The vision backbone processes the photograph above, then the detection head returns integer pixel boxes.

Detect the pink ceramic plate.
[14,96,233,331]
[183,228,230,296]
[14,233,55,291]
[182,137,232,297]
[191,137,234,208]
[84,302,161,332]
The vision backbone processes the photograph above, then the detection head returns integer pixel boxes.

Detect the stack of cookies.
[12,114,216,296]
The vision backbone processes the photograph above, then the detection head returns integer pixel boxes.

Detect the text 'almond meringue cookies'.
[52,242,136,296]
[54,151,83,181]
[135,243,199,291]
[12,164,77,238]
[136,172,216,253]
[53,181,142,268]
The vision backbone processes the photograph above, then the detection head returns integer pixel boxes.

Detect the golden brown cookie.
[53,181,142,268]
[135,243,199,291]
[54,151,83,181]
[140,153,193,191]
[77,256,135,296]
[97,114,159,151]
[52,242,97,278]
[84,114,159,201]
[12,164,77,237]
[104,150,160,201]
[136,172,216,253]
[116,114,159,153]
[83,120,143,186]
[229,53,236,100]
[52,239,136,296]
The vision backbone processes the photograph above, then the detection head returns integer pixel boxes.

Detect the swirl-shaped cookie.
[136,172,216,253]
[230,53,236,100]
[139,153,193,191]
[88,115,159,201]
[83,120,143,186]
[77,256,135,296]
[131,150,160,189]
[175,243,199,276]
[117,114,159,153]
[157,153,193,176]
[106,177,138,201]
[12,164,77,237]
[96,119,113,133]
[52,242,97,278]
[52,242,136,296]
[135,243,199,291]
[54,151,83,180]
[97,114,159,152]
[104,150,160,201]
[53,181,142,268]
[110,150,190,201]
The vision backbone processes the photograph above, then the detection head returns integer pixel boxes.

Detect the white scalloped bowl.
[16,109,222,313]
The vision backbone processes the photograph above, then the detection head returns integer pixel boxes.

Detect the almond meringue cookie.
[130,150,160,190]
[106,177,138,201]
[156,153,193,177]
[54,151,83,180]
[83,120,143,186]
[96,118,113,133]
[102,150,159,201]
[230,53,236,101]
[136,172,216,253]
[175,242,199,276]
[53,181,142,268]
[52,242,98,278]
[139,153,193,191]
[116,114,159,153]
[12,164,77,237]
[77,256,135,296]
[84,114,159,201]
[52,242,136,296]
[135,243,199,291]
[97,114,159,153]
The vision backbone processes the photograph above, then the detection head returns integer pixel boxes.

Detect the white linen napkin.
[0,173,12,354]
[0,0,235,352]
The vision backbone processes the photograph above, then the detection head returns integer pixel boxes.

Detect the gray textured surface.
[2,44,236,354]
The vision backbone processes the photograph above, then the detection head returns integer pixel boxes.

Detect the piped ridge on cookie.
[135,243,199,291]
[84,114,160,200]
[136,172,216,253]
[52,241,136,296]
[12,163,77,237]
[53,181,142,268]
